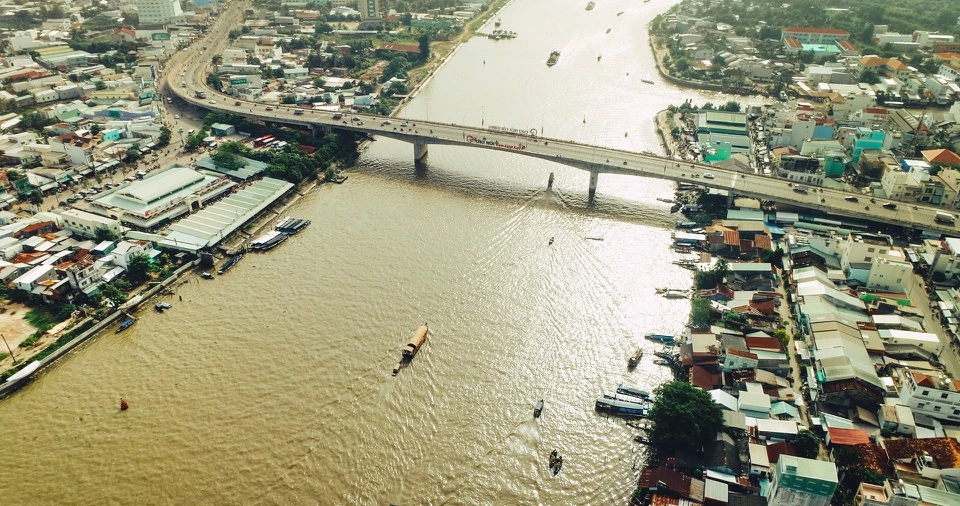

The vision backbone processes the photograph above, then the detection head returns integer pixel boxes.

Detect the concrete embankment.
[0,259,200,398]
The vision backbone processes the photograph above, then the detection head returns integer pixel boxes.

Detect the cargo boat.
[627,348,643,368]
[401,324,429,360]
[250,230,289,251]
[595,395,650,417]
[546,51,560,66]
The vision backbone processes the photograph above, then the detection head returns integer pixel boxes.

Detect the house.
[883,437,960,487]
[897,369,960,423]
[637,466,706,504]
[723,348,759,371]
[13,264,57,293]
[749,443,772,478]
[59,209,123,239]
[112,240,156,270]
[766,456,838,506]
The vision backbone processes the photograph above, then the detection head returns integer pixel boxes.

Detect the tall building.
[766,455,838,506]
[359,0,382,28]
[136,0,184,25]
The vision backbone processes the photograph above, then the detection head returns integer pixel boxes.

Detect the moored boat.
[275,217,312,235]
[585,1,595,10]
[534,399,544,418]
[154,302,172,312]
[217,253,243,275]
[595,395,650,417]
[5,361,41,383]
[117,316,136,332]
[661,289,689,299]
[250,230,289,251]
[617,384,652,401]
[644,333,675,344]
[641,79,655,85]
[201,272,213,279]
[627,348,643,368]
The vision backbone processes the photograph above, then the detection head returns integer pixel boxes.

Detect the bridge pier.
[414,140,429,164]
[588,170,599,200]
[727,191,735,208]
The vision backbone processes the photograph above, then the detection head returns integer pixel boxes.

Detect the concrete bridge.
[161,5,959,236]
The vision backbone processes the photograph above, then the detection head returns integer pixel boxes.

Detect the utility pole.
[1,333,18,364]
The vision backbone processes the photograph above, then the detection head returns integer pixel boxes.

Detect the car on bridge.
[792,186,809,194]
[844,196,858,202]
[703,173,715,179]
[883,202,897,210]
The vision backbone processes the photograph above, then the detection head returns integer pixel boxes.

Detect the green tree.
[418,33,431,61]
[860,70,881,85]
[794,429,822,459]
[94,226,121,242]
[99,283,127,307]
[719,100,741,112]
[647,381,724,455]
[23,190,43,206]
[211,151,245,172]
[690,297,712,328]
[774,328,789,349]
[832,445,860,469]
[125,253,152,286]
[158,126,171,147]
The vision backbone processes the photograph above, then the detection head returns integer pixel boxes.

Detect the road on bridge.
[161,3,959,236]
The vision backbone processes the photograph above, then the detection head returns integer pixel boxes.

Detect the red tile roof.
[828,427,871,447]
[746,337,782,351]
[922,149,960,165]
[724,230,740,246]
[754,234,772,250]
[749,298,777,315]
[784,37,802,49]
[638,466,705,502]
[884,438,960,469]
[378,42,421,54]
[728,348,759,360]
[691,365,722,390]
[837,39,857,51]
[784,27,850,36]
[864,108,888,115]
[766,441,797,463]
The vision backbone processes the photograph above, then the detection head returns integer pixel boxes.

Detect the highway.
[161,3,960,236]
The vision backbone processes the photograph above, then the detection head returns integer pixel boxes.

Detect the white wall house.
[60,209,123,239]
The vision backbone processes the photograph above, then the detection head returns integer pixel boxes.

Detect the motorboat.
[644,333,675,344]
[117,317,136,332]
[617,384,653,401]
[628,348,643,368]
[154,302,173,312]
[546,51,560,66]
[5,361,41,383]
[401,324,429,360]
[595,395,650,417]
[534,399,544,418]
[201,272,213,279]
[275,217,311,235]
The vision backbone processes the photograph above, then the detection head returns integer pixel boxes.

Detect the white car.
[703,173,715,179]
[174,114,180,119]
[208,100,216,105]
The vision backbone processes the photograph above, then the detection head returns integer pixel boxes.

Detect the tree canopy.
[647,381,724,454]
[794,429,822,459]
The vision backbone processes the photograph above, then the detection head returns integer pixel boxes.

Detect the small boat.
[585,1,595,10]
[154,302,172,312]
[606,28,611,33]
[553,456,563,475]
[401,324,429,361]
[617,11,624,16]
[644,333,675,344]
[117,317,136,332]
[549,450,563,474]
[585,236,604,241]
[548,237,554,245]
[4,361,41,383]
[534,399,544,418]
[201,272,213,279]
[391,362,402,376]
[120,398,129,411]
[658,198,675,204]
[654,359,672,366]
[597,54,602,61]
[628,348,643,368]
[547,50,560,66]
[661,290,689,299]
[217,253,243,275]
[641,79,655,85]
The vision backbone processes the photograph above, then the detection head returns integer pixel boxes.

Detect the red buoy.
[120,398,129,411]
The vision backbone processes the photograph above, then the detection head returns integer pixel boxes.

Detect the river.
[0,1,759,503]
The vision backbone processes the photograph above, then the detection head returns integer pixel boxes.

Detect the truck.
[195,90,206,99]
[935,211,956,225]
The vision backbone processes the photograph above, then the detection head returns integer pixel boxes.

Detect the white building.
[865,256,912,292]
[136,0,184,25]
[898,369,960,423]
[13,264,56,293]
[112,240,156,269]
[59,209,123,239]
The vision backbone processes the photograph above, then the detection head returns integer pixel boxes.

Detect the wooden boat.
[654,359,672,366]
[401,324,429,361]
[534,399,544,418]
[4,361,41,383]
[154,302,172,312]
[628,348,643,368]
